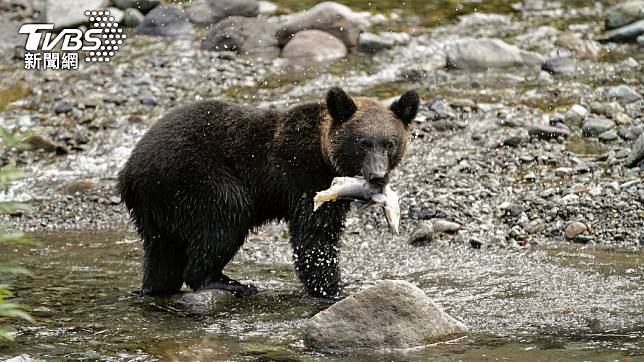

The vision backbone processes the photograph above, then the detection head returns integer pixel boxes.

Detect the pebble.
[582,117,616,137]
[54,101,73,114]
[626,132,644,167]
[565,104,588,126]
[542,57,576,74]
[600,20,644,42]
[607,85,642,105]
[139,95,157,106]
[528,124,570,140]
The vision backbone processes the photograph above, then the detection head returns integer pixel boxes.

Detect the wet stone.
[617,125,643,140]
[281,30,347,61]
[139,95,157,106]
[137,5,193,38]
[445,37,543,70]
[582,117,616,137]
[607,85,643,105]
[409,219,461,245]
[565,221,588,240]
[303,280,468,349]
[277,1,361,48]
[122,8,145,28]
[542,57,576,75]
[528,124,570,140]
[54,101,73,114]
[600,20,644,42]
[598,129,619,142]
[175,290,236,314]
[625,132,644,167]
[112,0,160,13]
[604,1,644,29]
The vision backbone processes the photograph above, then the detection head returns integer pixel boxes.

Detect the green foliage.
[0,126,33,341]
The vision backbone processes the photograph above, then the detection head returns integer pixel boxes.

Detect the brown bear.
[117,87,419,299]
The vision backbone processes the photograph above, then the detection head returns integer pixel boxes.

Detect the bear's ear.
[390,90,420,125]
[326,87,357,123]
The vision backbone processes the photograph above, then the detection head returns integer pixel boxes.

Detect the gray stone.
[528,124,570,140]
[542,57,576,75]
[457,13,511,27]
[200,16,280,56]
[565,104,589,127]
[525,218,545,234]
[111,0,159,13]
[46,0,109,28]
[598,129,619,141]
[446,38,544,70]
[590,101,623,117]
[582,117,616,137]
[626,132,644,167]
[564,221,588,240]
[617,125,643,140]
[600,19,644,42]
[139,95,157,106]
[106,7,124,23]
[54,101,73,114]
[358,32,395,53]
[122,8,144,28]
[605,0,644,29]
[187,0,258,25]
[277,1,361,48]
[137,5,193,37]
[303,280,468,349]
[607,85,642,105]
[175,290,235,314]
[281,30,347,61]
[409,219,461,245]
[638,34,644,45]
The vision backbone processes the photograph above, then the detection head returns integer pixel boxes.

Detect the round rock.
[303,280,468,349]
[281,30,347,61]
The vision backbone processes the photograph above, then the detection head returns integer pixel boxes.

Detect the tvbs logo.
[19,10,127,70]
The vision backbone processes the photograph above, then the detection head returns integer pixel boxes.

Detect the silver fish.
[313,177,401,235]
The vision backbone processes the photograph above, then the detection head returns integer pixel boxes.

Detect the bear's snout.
[362,151,389,187]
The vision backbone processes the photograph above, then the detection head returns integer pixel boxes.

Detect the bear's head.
[322,87,419,187]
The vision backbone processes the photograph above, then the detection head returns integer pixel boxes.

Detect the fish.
[313,177,401,235]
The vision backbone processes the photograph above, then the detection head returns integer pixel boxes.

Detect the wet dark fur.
[118,88,418,299]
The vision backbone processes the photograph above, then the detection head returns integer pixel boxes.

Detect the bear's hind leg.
[141,233,186,296]
[181,183,257,298]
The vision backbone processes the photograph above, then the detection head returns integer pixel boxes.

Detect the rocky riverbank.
[0,0,642,249]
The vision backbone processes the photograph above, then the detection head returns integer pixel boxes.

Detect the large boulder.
[605,0,644,29]
[187,0,258,25]
[281,30,347,61]
[200,16,280,56]
[303,280,468,349]
[276,1,361,48]
[137,5,193,37]
[45,0,109,28]
[446,38,544,70]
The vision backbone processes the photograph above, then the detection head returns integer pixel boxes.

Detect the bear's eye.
[385,140,397,151]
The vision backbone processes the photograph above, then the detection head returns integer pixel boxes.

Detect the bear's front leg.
[289,195,350,299]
